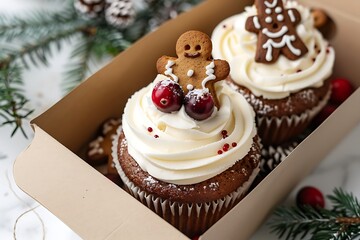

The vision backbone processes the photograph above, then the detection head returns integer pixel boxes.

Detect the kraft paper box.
[14,0,360,239]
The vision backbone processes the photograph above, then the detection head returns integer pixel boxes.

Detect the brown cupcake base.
[228,79,331,146]
[112,128,261,237]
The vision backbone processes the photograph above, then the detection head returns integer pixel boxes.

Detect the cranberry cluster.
[151,79,215,121]
[313,78,354,127]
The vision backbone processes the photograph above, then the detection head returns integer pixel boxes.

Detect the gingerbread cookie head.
[245,0,308,63]
[156,30,230,116]
[175,30,212,60]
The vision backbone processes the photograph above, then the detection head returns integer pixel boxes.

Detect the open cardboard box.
[13,0,360,239]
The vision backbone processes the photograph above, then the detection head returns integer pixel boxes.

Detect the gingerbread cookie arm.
[156,56,178,79]
[245,16,261,33]
[213,60,230,81]
[287,8,302,25]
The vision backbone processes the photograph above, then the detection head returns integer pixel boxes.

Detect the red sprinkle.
[154,135,159,138]
[297,69,302,73]
[232,142,237,147]
[222,134,228,139]
[221,130,227,136]
[147,127,153,132]
[217,150,223,155]
[223,147,228,152]
[224,143,230,149]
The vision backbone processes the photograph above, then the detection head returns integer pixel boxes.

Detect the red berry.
[147,127,153,132]
[330,78,353,105]
[232,142,237,147]
[312,104,337,127]
[152,79,184,113]
[221,130,228,136]
[184,90,214,121]
[217,150,223,155]
[296,186,325,208]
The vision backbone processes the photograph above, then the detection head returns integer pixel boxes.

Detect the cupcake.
[211,0,335,146]
[112,30,261,237]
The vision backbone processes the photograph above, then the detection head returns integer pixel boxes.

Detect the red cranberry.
[312,104,337,127]
[330,78,354,105]
[296,186,325,208]
[184,90,214,120]
[152,79,184,113]
[232,142,237,147]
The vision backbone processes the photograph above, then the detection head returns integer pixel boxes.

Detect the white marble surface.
[1,1,359,240]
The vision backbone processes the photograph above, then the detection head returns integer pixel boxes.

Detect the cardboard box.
[14,0,360,239]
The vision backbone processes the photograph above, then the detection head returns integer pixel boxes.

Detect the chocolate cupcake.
[211,0,334,146]
[112,31,261,237]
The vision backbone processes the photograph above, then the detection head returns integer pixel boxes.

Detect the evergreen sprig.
[0,64,33,137]
[270,188,360,240]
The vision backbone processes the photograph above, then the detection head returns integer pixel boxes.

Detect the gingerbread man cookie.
[156,30,230,108]
[86,118,121,173]
[245,0,308,63]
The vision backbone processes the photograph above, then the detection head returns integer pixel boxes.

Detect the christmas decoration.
[296,186,325,208]
[270,188,360,240]
[311,77,353,128]
[105,0,136,29]
[330,78,354,105]
[0,0,203,137]
[74,0,106,19]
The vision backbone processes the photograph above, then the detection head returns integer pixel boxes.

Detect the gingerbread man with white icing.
[246,0,308,63]
[156,30,230,108]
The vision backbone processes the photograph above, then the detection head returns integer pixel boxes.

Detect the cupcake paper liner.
[258,88,331,146]
[111,126,260,237]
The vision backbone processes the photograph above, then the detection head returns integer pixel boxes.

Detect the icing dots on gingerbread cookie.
[156,30,230,108]
[245,0,308,63]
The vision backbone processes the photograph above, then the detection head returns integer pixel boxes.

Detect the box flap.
[13,125,188,240]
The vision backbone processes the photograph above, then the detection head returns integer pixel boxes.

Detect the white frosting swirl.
[122,75,256,185]
[211,1,335,99]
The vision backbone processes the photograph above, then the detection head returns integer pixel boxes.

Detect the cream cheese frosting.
[211,1,335,99]
[122,74,256,185]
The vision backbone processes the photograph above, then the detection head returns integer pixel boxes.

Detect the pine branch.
[0,3,78,42]
[269,188,360,240]
[0,64,33,137]
[0,23,100,69]
[62,33,95,92]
